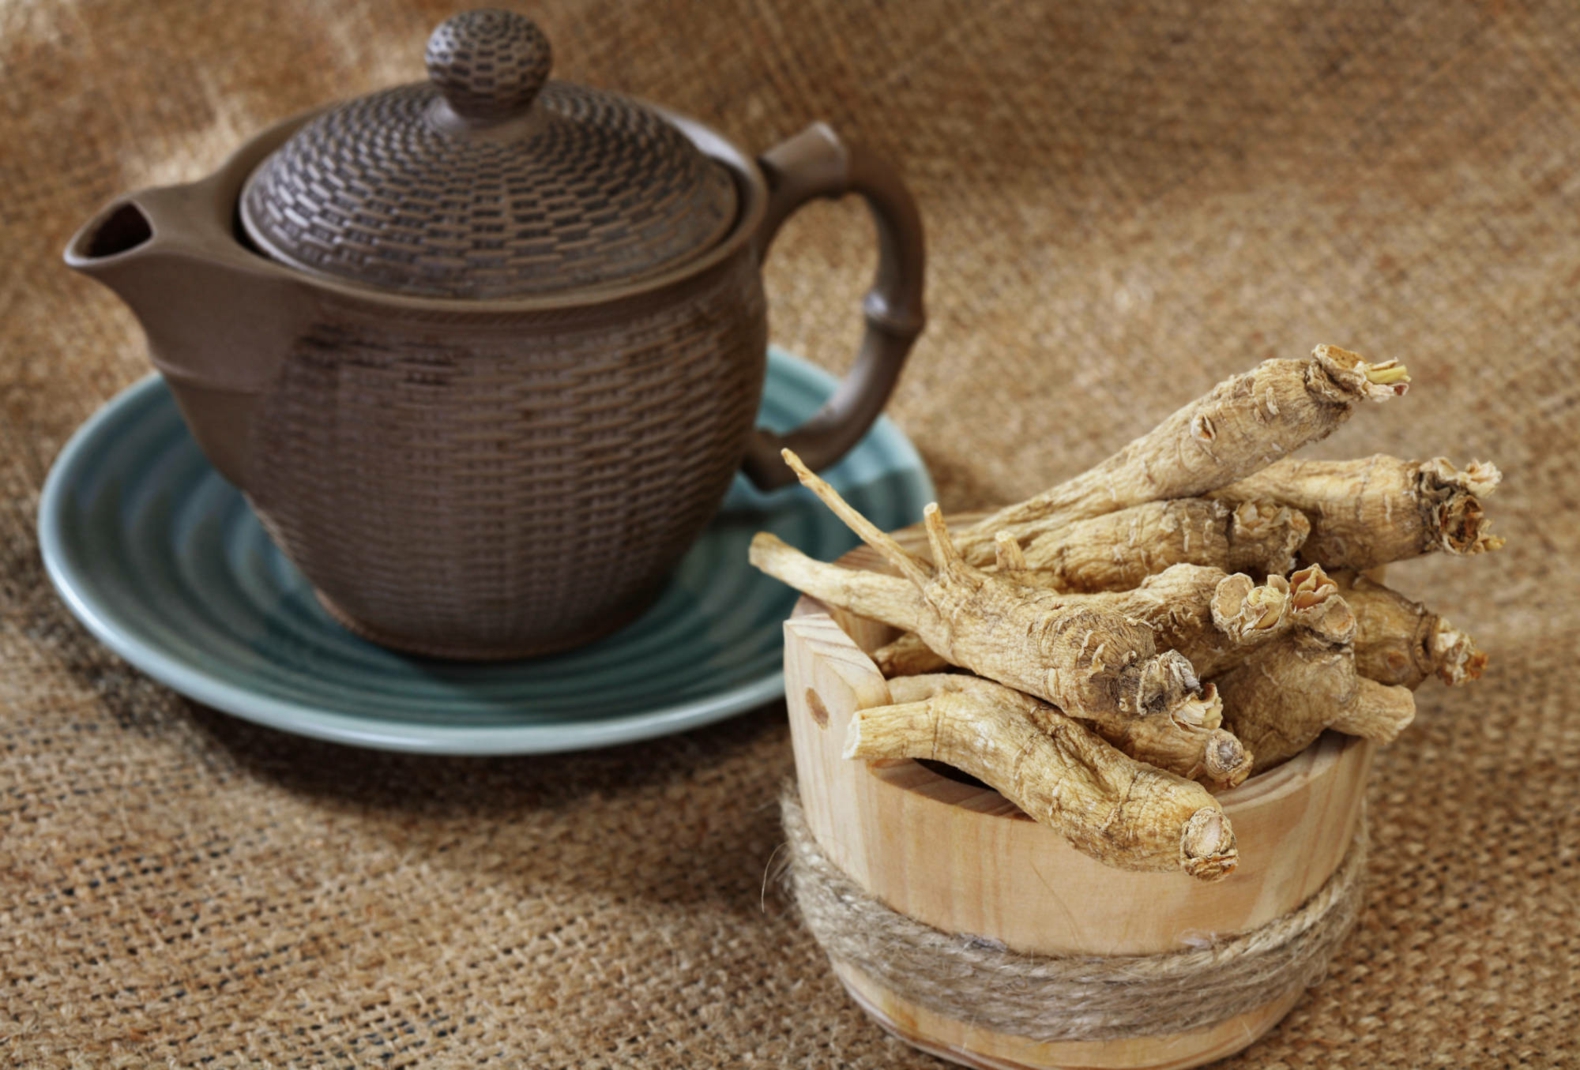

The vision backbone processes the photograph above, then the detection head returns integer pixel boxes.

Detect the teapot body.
[242,237,770,658]
[69,47,928,661]
[74,109,780,658]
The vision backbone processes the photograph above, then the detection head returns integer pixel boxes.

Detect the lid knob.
[425,9,553,123]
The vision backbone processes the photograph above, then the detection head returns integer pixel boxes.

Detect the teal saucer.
[38,347,933,754]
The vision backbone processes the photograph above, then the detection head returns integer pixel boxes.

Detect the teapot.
[65,9,925,660]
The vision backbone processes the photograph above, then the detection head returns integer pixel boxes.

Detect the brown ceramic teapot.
[65,9,925,660]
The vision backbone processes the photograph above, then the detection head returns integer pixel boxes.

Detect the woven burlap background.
[4,0,1578,1065]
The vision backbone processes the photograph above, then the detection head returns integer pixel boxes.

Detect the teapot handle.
[740,123,926,491]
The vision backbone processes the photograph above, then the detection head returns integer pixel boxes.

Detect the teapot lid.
[240,9,737,299]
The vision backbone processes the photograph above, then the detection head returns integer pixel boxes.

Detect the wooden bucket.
[784,584,1372,1070]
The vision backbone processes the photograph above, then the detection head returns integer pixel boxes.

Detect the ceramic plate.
[39,347,933,754]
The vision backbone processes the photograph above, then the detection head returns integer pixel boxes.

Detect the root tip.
[1137,651,1205,721]
[840,718,864,760]
[1313,343,1410,401]
[1438,494,1504,556]
[747,530,785,567]
[1203,728,1254,788]
[1181,808,1239,882]
[993,530,1028,572]
[1433,619,1489,685]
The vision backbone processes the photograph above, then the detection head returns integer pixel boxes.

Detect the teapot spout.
[65,177,307,489]
[68,198,156,263]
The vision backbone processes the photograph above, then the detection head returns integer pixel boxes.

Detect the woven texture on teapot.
[243,254,767,658]
[241,80,738,299]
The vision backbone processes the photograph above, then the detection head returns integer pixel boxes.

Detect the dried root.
[747,534,921,624]
[1333,572,1488,688]
[954,498,1310,589]
[846,674,1238,881]
[1095,690,1253,790]
[1216,566,1416,773]
[1075,566,1271,785]
[1430,622,1490,688]
[1120,565,1293,678]
[1211,572,1294,650]
[748,537,1196,731]
[759,345,1486,880]
[877,566,1291,685]
[962,345,1408,546]
[1329,678,1419,744]
[1213,455,1504,571]
[1222,499,1314,578]
[994,531,1028,571]
[869,565,1275,787]
[871,631,950,677]
[751,451,1217,731]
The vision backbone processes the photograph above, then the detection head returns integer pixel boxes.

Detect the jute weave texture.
[3,0,1578,1066]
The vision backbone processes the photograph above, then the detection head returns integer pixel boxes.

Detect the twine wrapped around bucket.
[780,790,1366,1043]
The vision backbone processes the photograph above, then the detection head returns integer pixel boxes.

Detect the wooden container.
[785,582,1373,1070]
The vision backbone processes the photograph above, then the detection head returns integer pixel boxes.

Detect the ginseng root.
[1328,678,1420,744]
[876,566,1291,684]
[1097,689,1253,790]
[1058,565,1272,787]
[868,567,1271,787]
[1333,572,1488,688]
[958,344,1408,555]
[863,635,1252,786]
[1217,566,1416,772]
[845,673,1239,881]
[957,497,1310,587]
[1121,565,1293,678]
[749,450,1215,730]
[871,631,950,677]
[1212,455,1504,571]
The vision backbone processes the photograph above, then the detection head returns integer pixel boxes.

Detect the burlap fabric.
[3,1,1577,1065]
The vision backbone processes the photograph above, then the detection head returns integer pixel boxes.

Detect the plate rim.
[37,347,935,755]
